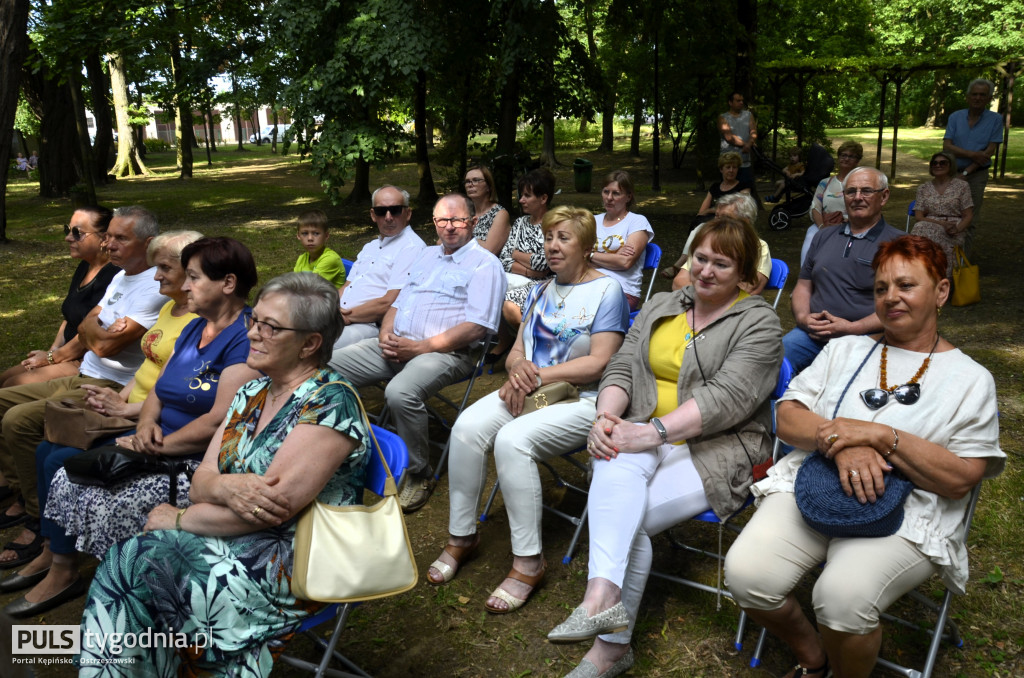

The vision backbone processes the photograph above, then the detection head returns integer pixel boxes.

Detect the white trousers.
[587,439,710,644]
[447,389,596,556]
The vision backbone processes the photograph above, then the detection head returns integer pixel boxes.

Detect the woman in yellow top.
[547,217,783,678]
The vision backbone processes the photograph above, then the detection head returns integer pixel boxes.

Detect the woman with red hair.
[725,235,1004,678]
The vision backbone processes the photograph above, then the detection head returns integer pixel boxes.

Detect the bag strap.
[333,381,399,498]
[952,246,971,269]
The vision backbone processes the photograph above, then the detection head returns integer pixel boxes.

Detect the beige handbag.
[291,384,417,603]
[519,381,580,416]
[44,397,136,449]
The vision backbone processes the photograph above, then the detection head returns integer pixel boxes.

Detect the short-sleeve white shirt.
[340,226,426,309]
[753,335,1005,593]
[593,212,655,298]
[79,268,169,384]
[392,239,506,342]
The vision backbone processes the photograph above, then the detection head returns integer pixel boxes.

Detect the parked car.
[249,124,291,144]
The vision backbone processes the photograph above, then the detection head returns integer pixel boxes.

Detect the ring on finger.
[826,433,839,445]
[252,506,262,517]
[848,469,860,479]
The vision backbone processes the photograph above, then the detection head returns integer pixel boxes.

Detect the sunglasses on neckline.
[860,383,921,410]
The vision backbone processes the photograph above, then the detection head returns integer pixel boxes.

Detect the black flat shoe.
[0,509,27,530]
[4,577,87,618]
[0,486,13,503]
[0,531,43,570]
[0,567,50,593]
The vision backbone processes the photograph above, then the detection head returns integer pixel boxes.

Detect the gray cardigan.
[598,288,784,517]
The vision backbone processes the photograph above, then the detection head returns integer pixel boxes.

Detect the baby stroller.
[754,144,834,231]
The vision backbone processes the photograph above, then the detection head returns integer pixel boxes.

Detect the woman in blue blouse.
[1,237,260,618]
[429,206,630,614]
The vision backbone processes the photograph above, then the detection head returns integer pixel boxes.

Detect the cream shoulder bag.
[291,382,417,603]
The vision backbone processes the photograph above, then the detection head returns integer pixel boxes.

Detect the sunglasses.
[930,160,950,166]
[372,205,406,217]
[860,383,921,410]
[64,224,101,241]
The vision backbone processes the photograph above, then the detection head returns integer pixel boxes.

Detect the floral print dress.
[78,369,368,677]
[910,178,973,277]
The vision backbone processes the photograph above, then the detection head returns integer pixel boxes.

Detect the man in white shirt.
[333,185,426,351]
[331,194,506,512]
[0,206,167,562]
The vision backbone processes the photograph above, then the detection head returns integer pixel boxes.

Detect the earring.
[937,306,942,316]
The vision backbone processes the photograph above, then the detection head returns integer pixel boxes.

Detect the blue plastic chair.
[276,424,409,678]
[641,242,662,303]
[905,199,916,232]
[342,258,354,276]
[765,258,789,310]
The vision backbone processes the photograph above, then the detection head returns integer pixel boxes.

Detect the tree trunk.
[493,73,521,209]
[167,8,193,179]
[22,56,83,198]
[413,69,437,205]
[346,156,372,205]
[599,88,616,153]
[0,0,30,242]
[205,98,218,151]
[538,110,560,167]
[85,50,114,180]
[734,0,757,98]
[630,94,642,157]
[108,52,147,176]
[271,107,279,153]
[232,75,244,151]
[925,76,948,128]
[67,70,97,204]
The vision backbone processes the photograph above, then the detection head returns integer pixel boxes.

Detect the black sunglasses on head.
[372,205,406,217]
[860,383,921,410]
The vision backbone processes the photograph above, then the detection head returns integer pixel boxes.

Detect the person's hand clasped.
[379,332,421,363]
[587,413,653,460]
[832,445,891,505]
[105,316,129,334]
[498,379,527,416]
[805,311,854,342]
[21,350,50,370]
[221,473,290,525]
[822,211,844,226]
[143,503,180,532]
[81,384,128,416]
[817,417,888,459]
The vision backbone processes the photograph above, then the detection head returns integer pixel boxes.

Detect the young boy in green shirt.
[293,209,346,288]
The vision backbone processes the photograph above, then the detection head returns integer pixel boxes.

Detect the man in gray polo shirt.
[783,167,904,373]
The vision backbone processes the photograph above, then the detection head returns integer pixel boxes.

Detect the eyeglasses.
[64,225,101,241]
[372,205,406,217]
[464,178,485,185]
[433,216,472,228]
[244,314,306,338]
[929,160,950,166]
[860,383,921,410]
[838,153,860,161]
[843,188,883,197]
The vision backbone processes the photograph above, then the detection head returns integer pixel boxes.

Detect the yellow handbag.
[291,385,417,603]
[951,246,980,307]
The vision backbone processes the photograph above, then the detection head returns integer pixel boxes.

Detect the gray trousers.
[329,338,474,475]
[964,169,989,252]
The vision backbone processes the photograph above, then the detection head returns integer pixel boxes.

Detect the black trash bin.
[573,158,593,193]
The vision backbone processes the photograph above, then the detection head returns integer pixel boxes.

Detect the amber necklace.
[879,336,939,392]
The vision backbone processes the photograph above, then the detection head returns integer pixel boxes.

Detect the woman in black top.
[0,207,118,388]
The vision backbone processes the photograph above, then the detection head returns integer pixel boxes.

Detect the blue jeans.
[782,327,825,374]
[36,433,126,554]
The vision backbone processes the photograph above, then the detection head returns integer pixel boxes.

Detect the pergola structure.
[758,54,1019,182]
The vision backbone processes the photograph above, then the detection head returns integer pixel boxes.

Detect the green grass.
[2,128,1023,677]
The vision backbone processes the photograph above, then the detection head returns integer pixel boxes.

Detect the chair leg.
[562,504,588,565]
[750,626,768,668]
[734,610,748,651]
[480,480,501,521]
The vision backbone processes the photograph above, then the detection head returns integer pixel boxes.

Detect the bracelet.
[885,427,899,457]
[47,351,55,365]
[175,507,189,531]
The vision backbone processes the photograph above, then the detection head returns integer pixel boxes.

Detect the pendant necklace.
[554,270,588,309]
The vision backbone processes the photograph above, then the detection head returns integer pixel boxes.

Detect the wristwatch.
[961,170,969,176]
[650,417,669,445]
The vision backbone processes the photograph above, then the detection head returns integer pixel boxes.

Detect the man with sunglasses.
[783,167,903,373]
[332,185,426,351]
[943,79,1002,246]
[0,206,167,566]
[331,193,506,512]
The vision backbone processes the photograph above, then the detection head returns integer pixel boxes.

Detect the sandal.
[0,497,27,529]
[0,530,44,570]
[427,534,481,585]
[484,560,546,614]
[783,658,830,678]
[0,485,14,504]
[659,265,680,280]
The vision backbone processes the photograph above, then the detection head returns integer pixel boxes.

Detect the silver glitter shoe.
[547,602,629,644]
[564,648,634,678]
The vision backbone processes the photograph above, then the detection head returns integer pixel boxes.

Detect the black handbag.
[63,445,193,506]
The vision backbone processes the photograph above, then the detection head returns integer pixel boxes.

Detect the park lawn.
[1,129,1022,677]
